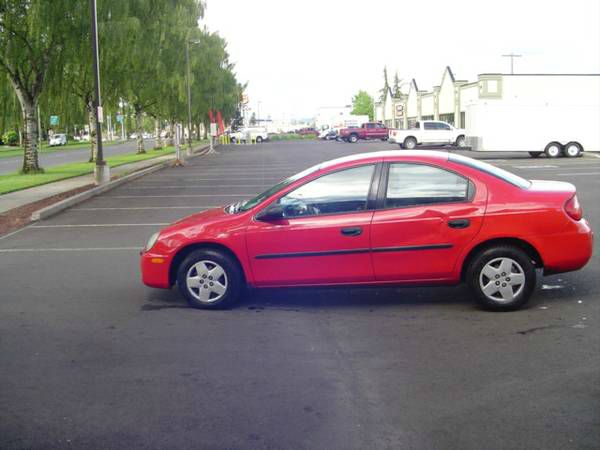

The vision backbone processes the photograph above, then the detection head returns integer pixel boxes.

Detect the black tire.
[176,249,244,309]
[403,136,417,150]
[563,141,582,158]
[544,141,562,158]
[466,245,537,311]
[455,135,466,148]
[349,134,358,143]
[256,136,263,143]
[230,137,236,144]
[529,152,542,158]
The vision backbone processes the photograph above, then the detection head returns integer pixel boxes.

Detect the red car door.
[370,161,487,281]
[246,164,378,286]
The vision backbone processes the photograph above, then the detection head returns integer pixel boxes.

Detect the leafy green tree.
[379,66,390,102]
[0,0,74,172]
[351,90,374,121]
[392,71,403,98]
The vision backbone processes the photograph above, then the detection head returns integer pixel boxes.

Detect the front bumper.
[140,250,172,288]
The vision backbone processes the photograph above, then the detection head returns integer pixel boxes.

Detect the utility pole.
[90,0,109,184]
[502,53,522,75]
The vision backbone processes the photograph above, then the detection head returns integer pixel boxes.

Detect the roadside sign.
[50,115,59,125]
[116,114,124,123]
[210,123,218,137]
[394,104,404,119]
[97,106,104,123]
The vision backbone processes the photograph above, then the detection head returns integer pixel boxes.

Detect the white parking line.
[106,194,247,198]
[555,172,600,176]
[122,185,268,189]
[30,223,169,228]
[0,247,141,253]
[72,206,216,211]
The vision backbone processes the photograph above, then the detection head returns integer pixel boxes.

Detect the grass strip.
[0,147,176,195]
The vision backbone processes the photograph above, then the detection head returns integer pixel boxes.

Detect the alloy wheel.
[186,260,228,303]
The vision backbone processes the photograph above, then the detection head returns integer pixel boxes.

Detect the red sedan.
[141,151,593,311]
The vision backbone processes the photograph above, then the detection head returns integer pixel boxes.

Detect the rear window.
[449,154,531,189]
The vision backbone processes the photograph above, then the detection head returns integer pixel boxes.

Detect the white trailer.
[465,74,600,158]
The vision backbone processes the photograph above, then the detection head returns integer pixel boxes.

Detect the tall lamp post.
[185,38,201,156]
[90,0,109,184]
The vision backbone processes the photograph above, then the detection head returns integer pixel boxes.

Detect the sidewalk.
[0,144,209,214]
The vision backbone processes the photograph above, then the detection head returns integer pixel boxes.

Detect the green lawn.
[0,147,176,195]
[0,140,120,159]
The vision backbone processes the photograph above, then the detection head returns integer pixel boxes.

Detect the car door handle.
[448,219,470,229]
[341,227,362,236]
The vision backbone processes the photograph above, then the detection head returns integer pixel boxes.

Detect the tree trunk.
[154,118,163,149]
[21,100,42,173]
[135,107,145,154]
[87,102,97,162]
[167,121,175,146]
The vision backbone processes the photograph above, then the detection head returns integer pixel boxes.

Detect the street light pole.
[90,0,109,184]
[502,53,522,75]
[185,39,193,156]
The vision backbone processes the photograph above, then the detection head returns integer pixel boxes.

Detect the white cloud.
[204,0,600,119]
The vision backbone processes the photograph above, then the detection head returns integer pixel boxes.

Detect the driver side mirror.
[256,204,285,222]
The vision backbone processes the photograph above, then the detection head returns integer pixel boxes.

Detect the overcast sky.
[204,0,600,120]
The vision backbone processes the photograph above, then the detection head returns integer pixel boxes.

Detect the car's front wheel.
[176,249,243,309]
[349,134,358,143]
[466,246,536,311]
[256,136,263,143]
[403,137,417,149]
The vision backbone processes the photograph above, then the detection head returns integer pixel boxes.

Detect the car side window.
[439,123,451,130]
[366,123,375,129]
[276,165,375,218]
[424,122,435,130]
[385,163,470,208]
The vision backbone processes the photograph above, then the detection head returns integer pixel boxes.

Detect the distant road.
[0,139,157,175]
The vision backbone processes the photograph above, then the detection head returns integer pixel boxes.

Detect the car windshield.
[448,154,531,189]
[231,163,322,213]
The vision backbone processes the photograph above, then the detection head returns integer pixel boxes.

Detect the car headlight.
[145,232,159,252]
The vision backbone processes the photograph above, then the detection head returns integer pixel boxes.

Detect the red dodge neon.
[141,151,593,311]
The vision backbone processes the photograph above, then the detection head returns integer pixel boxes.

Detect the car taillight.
[564,194,583,221]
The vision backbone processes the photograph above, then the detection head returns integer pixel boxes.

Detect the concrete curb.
[31,145,211,221]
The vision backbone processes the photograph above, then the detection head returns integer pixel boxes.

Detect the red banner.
[216,111,225,135]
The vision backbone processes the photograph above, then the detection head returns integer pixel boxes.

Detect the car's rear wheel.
[349,134,358,143]
[528,151,542,158]
[544,141,562,158]
[176,249,243,309]
[403,137,417,149]
[230,137,236,144]
[256,136,263,143]
[563,141,582,158]
[466,246,536,311]
[455,135,466,147]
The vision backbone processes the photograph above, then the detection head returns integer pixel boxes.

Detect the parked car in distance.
[141,150,593,311]
[297,127,318,136]
[48,133,67,146]
[229,127,269,143]
[339,122,389,143]
[389,120,466,149]
[318,129,338,140]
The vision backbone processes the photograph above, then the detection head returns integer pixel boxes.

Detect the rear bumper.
[531,219,593,275]
[140,251,172,289]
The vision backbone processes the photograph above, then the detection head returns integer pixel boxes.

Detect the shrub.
[2,130,19,146]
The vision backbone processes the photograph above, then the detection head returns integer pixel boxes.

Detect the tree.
[392,71,403,98]
[351,90,374,121]
[0,0,74,173]
[379,66,390,103]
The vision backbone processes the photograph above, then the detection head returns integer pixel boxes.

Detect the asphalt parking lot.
[1,140,599,449]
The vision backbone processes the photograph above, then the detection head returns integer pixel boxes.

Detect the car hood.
[158,206,247,241]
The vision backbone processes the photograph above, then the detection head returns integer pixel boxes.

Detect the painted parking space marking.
[0,247,141,253]
[106,194,248,198]
[511,164,559,169]
[555,172,600,176]
[121,185,269,189]
[72,206,216,211]
[30,223,169,229]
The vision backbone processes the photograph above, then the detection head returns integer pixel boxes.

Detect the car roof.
[319,150,450,170]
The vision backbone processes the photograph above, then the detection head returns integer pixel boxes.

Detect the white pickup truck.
[388,120,466,149]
